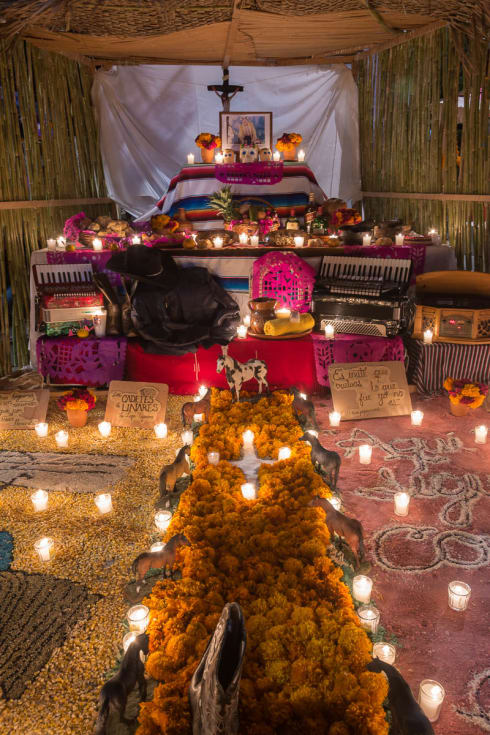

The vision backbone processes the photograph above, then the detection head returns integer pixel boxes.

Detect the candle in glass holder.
[35,536,54,562]
[237,324,247,339]
[213,236,224,249]
[418,680,445,722]
[250,235,259,247]
[475,425,487,444]
[132,235,141,245]
[181,429,193,445]
[352,575,373,604]
[395,233,404,246]
[428,228,440,244]
[95,493,113,514]
[93,310,107,337]
[411,410,424,426]
[127,604,150,633]
[150,542,165,552]
[241,482,256,500]
[359,444,372,464]
[297,149,305,162]
[329,411,341,427]
[242,429,254,450]
[278,446,291,461]
[294,235,305,248]
[55,430,68,447]
[448,581,471,611]
[31,489,48,512]
[357,605,380,633]
[154,423,168,439]
[362,233,371,247]
[290,310,300,323]
[275,307,291,319]
[273,151,281,162]
[198,384,207,398]
[193,413,204,423]
[306,429,319,438]
[243,314,251,327]
[373,642,396,665]
[208,451,220,465]
[394,491,410,516]
[47,238,57,251]
[423,328,433,344]
[123,632,138,652]
[187,153,195,164]
[92,237,103,251]
[324,324,334,339]
[155,510,172,531]
[239,232,249,246]
[329,496,341,511]
[299,392,307,400]
[98,421,111,438]
[34,422,48,437]
[56,236,66,250]
[215,151,224,163]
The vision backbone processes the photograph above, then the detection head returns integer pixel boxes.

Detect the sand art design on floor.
[456,668,490,732]
[0,450,134,493]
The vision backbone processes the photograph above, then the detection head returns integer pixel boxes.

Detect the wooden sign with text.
[328,361,412,420]
[0,389,50,429]
[105,381,169,429]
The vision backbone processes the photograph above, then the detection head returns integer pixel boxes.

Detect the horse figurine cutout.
[216,346,268,401]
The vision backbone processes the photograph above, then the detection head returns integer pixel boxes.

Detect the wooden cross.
[207,68,243,112]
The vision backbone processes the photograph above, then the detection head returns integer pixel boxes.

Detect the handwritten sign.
[328,361,412,421]
[105,381,168,429]
[0,389,50,430]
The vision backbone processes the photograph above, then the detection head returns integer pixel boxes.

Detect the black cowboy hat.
[106,245,180,290]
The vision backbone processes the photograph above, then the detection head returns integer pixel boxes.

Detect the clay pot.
[449,401,470,417]
[248,298,277,335]
[201,148,215,164]
[283,147,297,161]
[66,408,88,427]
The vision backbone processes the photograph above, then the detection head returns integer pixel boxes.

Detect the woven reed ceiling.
[0,0,487,64]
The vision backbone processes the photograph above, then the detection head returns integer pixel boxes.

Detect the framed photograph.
[220,111,272,151]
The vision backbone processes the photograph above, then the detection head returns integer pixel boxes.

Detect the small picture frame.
[220,112,273,152]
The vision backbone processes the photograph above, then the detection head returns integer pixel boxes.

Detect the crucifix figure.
[207,67,243,112]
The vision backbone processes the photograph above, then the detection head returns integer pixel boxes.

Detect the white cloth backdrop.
[92,64,361,219]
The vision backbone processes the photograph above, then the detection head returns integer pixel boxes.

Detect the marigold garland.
[136,390,388,735]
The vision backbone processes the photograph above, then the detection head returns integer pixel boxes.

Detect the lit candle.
[475,425,487,444]
[237,324,248,339]
[55,430,68,447]
[193,413,204,423]
[92,237,103,251]
[299,392,307,400]
[411,410,424,426]
[123,632,138,652]
[362,233,371,247]
[154,423,168,439]
[297,149,305,162]
[198,384,207,399]
[428,228,440,244]
[242,429,254,450]
[329,495,341,510]
[329,411,341,427]
[155,510,172,531]
[352,575,373,604]
[273,151,281,162]
[418,680,445,722]
[239,232,249,245]
[359,444,372,464]
[373,642,396,665]
[127,604,150,633]
[187,153,195,165]
[98,421,111,437]
[35,536,54,562]
[394,491,410,516]
[395,233,404,246]
[93,311,107,337]
[241,482,256,500]
[250,235,259,247]
[278,446,291,460]
[47,238,57,251]
[243,314,251,327]
[423,328,433,344]
[324,324,335,339]
[132,235,141,245]
[306,429,319,438]
[95,493,113,514]
[275,307,291,319]
[357,605,380,633]
[448,581,471,611]
[290,310,300,323]
[34,422,48,437]
[181,429,193,445]
[208,451,220,465]
[294,236,305,248]
[31,489,48,512]
[56,236,66,250]
[215,152,224,163]
[213,236,223,249]
[150,542,165,552]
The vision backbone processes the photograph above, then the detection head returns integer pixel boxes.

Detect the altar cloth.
[407,339,490,394]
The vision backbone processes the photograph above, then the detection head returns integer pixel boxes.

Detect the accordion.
[33,264,103,329]
[313,255,414,337]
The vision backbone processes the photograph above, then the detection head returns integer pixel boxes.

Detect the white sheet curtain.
[92,64,361,218]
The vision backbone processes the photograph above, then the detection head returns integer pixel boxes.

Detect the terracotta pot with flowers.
[444,377,488,416]
[195,133,221,163]
[275,133,303,161]
[57,388,97,427]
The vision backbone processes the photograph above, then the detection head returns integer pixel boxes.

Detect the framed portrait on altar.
[220,112,272,152]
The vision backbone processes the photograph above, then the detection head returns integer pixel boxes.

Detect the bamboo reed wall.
[0,41,113,376]
[358,28,489,272]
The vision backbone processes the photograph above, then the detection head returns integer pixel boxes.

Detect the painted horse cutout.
[216,346,268,401]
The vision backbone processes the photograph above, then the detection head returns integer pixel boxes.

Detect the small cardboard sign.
[0,389,50,430]
[105,381,169,429]
[328,361,412,421]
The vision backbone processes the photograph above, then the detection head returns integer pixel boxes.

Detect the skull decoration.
[240,145,258,163]
[223,149,236,164]
[259,147,273,161]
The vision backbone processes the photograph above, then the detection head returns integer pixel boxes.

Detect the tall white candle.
[34,422,48,437]
[357,605,380,633]
[294,236,305,248]
[239,232,249,245]
[362,233,371,247]
[250,235,259,247]
[213,236,224,249]
[241,482,256,500]
[448,581,471,611]
[154,423,168,439]
[92,237,103,251]
[394,491,410,516]
[324,324,335,339]
[475,425,487,444]
[273,151,281,162]
[359,444,372,464]
[35,536,54,561]
[373,642,396,665]
[187,153,195,164]
[278,446,291,460]
[155,510,172,531]
[243,314,251,327]
[31,489,48,512]
[98,421,111,437]
[423,329,433,344]
[95,493,113,514]
[55,430,68,447]
[329,411,341,427]
[418,680,445,722]
[127,604,150,633]
[181,430,193,445]
[352,575,373,604]
[395,233,404,246]
[297,149,305,162]
[411,410,424,426]
[208,451,220,465]
[237,324,247,339]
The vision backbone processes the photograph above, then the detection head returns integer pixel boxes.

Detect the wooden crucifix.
[207,67,243,112]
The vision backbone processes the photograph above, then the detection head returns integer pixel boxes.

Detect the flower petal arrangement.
[56,388,96,412]
[443,377,488,409]
[195,133,221,151]
[275,133,303,153]
[136,389,388,735]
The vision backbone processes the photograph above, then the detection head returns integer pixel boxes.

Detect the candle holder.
[329,496,341,511]
[237,325,247,339]
[418,680,445,722]
[154,423,168,439]
[93,311,107,337]
[187,153,195,165]
[55,430,69,448]
[150,542,166,552]
[394,491,410,516]
[273,151,281,162]
[213,236,224,249]
[208,451,220,465]
[198,385,207,398]
[358,444,372,464]
[127,604,150,633]
[31,489,48,512]
[324,324,335,339]
[411,410,424,426]
[352,574,373,604]
[155,510,172,531]
[238,233,249,246]
[372,642,396,665]
[306,429,318,438]
[95,493,113,514]
[123,632,138,652]
[47,238,57,251]
[297,149,305,162]
[242,430,254,450]
[423,329,433,344]
[275,306,291,319]
[294,236,305,248]
[241,482,256,500]
[395,233,404,247]
[243,314,251,327]
[357,605,380,633]
[98,421,111,438]
[181,429,193,445]
[278,446,291,460]
[193,413,204,423]
[34,422,48,437]
[474,425,487,444]
[92,237,103,251]
[250,235,259,247]
[329,411,341,427]
[448,580,471,611]
[35,536,54,562]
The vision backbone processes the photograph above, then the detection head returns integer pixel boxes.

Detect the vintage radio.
[413,270,490,343]
[33,263,103,329]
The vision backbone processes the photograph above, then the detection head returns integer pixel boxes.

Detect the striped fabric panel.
[409,339,490,394]
[166,193,311,223]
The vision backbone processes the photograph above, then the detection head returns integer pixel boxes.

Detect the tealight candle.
[155,510,172,531]
[35,536,54,562]
[475,425,487,444]
[411,410,424,426]
[127,604,150,633]
[181,429,193,445]
[324,324,335,339]
[448,580,471,611]
[418,680,445,722]
[241,482,256,500]
[213,236,224,249]
[297,149,305,162]
[250,235,259,247]
[373,642,396,665]
[31,489,48,512]
[329,496,341,511]
[47,238,57,251]
[92,237,103,251]
[56,236,66,250]
[352,575,373,604]
[193,413,204,423]
[278,446,291,460]
[95,493,113,514]
[243,314,251,327]
[294,236,305,248]
[357,605,380,633]
[242,429,254,449]
[237,324,248,339]
[362,233,371,247]
[154,423,168,439]
[123,632,138,652]
[55,430,68,447]
[394,491,410,516]
[329,411,341,427]
[34,422,48,437]
[98,421,111,437]
[423,328,433,344]
[275,307,291,319]
[306,429,319,438]
[359,444,372,464]
[273,151,281,162]
[132,235,141,245]
[395,233,404,246]
[215,152,224,163]
[187,153,195,164]
[150,542,165,552]
[208,451,220,465]
[239,232,249,245]
[198,384,207,398]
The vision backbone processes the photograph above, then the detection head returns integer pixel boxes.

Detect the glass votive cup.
[150,542,166,552]
[193,413,204,423]
[250,235,259,247]
[278,446,291,460]
[155,510,172,531]
[98,421,111,437]
[123,632,138,652]
[352,574,373,604]
[372,642,396,665]
[35,536,54,562]
[329,411,341,427]
[359,444,372,464]
[55,430,68,447]
[31,489,48,512]
[243,314,251,327]
[207,451,220,465]
[181,430,193,445]
[394,491,410,516]
[475,425,487,444]
[411,410,424,426]
[448,580,471,611]
[34,422,48,437]
[127,604,150,633]
[324,324,334,339]
[329,496,341,511]
[423,329,433,344]
[95,493,113,514]
[418,680,445,722]
[357,605,380,633]
[237,324,247,339]
[154,423,168,439]
[294,236,305,248]
[241,482,256,500]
